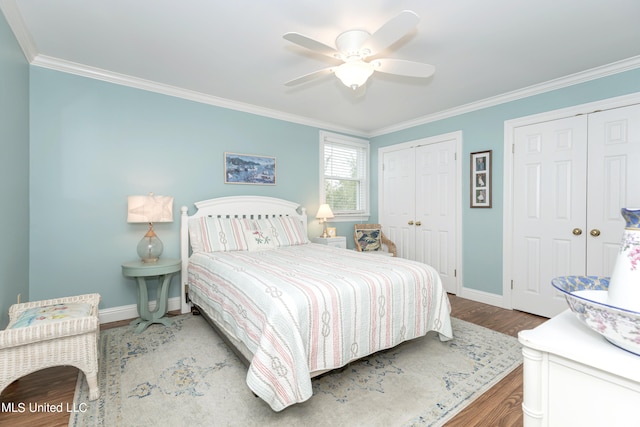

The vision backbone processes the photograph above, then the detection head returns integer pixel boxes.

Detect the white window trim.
[319,130,370,222]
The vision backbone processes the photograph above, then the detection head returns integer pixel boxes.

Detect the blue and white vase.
[608,208,640,312]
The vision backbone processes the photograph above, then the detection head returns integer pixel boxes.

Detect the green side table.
[121,258,181,333]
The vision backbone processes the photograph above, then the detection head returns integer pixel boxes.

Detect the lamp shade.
[127,193,173,263]
[316,204,335,220]
[334,60,374,90]
[127,193,174,223]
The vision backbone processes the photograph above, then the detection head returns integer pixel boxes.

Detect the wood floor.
[445,295,547,427]
[0,295,547,427]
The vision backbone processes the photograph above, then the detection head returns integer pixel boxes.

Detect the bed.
[179,195,453,411]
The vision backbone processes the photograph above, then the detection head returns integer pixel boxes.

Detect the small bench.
[0,293,101,400]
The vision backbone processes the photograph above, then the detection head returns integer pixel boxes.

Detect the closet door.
[380,133,460,294]
[415,141,458,293]
[586,104,640,275]
[512,116,588,318]
[381,147,415,259]
[512,103,640,318]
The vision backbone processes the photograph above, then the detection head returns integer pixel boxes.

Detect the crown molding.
[30,54,367,138]
[22,51,640,141]
[0,0,37,61]
[4,0,363,136]
[368,55,640,137]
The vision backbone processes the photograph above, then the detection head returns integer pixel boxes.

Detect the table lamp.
[316,204,335,238]
[127,193,174,263]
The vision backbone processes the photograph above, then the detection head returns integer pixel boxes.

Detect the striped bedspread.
[187,243,453,411]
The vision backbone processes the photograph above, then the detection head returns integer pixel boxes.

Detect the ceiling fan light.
[335,61,374,90]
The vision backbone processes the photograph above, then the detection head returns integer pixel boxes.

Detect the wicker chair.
[354,224,397,257]
[0,293,101,400]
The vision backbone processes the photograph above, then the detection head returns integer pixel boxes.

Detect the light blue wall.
[370,68,640,295]
[29,67,334,309]
[0,13,30,328]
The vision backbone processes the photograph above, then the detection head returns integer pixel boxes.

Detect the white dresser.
[518,310,640,427]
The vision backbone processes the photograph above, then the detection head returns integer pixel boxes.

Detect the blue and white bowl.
[552,276,640,356]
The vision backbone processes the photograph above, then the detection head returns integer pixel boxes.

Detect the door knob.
[415,221,422,226]
[408,220,414,225]
[590,229,601,237]
[572,228,583,236]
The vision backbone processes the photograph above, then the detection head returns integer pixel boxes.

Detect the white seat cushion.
[8,303,92,329]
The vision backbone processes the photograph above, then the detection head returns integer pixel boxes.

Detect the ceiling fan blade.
[284,67,335,86]
[362,10,420,56]
[283,32,339,58]
[373,58,435,78]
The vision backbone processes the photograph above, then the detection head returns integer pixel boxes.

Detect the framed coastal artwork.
[224,152,276,185]
[470,150,492,208]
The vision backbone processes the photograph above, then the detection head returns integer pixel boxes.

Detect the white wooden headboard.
[179,195,308,313]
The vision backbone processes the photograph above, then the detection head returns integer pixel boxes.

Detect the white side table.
[518,310,640,426]
[311,236,346,249]
[122,258,181,333]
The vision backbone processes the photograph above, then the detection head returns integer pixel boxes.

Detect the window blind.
[321,133,369,216]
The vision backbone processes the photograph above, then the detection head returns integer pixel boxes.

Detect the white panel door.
[381,147,415,259]
[415,140,458,293]
[511,103,640,318]
[586,104,640,275]
[512,116,588,318]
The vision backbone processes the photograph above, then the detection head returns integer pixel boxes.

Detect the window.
[319,131,370,220]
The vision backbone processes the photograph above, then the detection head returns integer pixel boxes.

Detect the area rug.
[69,314,522,427]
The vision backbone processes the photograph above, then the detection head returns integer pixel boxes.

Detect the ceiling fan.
[283,10,435,90]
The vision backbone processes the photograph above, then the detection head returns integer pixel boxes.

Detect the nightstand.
[121,258,181,333]
[311,236,347,249]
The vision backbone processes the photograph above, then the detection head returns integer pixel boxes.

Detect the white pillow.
[246,228,277,251]
[256,216,308,247]
[189,217,253,252]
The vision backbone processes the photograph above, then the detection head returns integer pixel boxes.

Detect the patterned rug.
[69,314,522,427]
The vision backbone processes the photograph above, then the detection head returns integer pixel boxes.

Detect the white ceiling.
[3,0,640,136]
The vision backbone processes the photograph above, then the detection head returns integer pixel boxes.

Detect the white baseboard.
[458,287,510,309]
[98,296,183,324]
